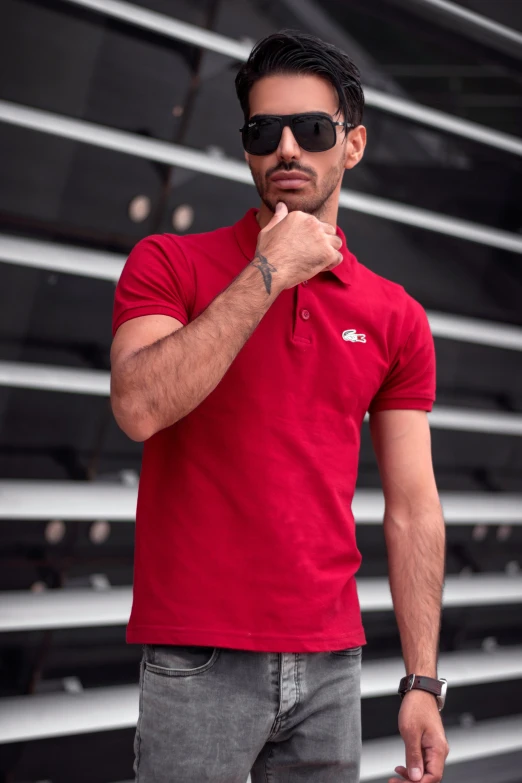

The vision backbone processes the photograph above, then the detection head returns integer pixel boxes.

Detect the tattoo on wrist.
[251,252,278,295]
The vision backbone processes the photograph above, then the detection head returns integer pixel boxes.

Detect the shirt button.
[301,309,310,321]
[302,280,308,286]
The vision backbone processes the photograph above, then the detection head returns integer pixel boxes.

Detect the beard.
[249,157,345,220]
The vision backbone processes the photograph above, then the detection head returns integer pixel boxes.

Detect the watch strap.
[398,674,443,698]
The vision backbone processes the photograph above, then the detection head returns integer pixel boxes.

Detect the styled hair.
[235,30,365,131]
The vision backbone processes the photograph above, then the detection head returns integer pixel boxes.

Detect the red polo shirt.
[112,208,436,652]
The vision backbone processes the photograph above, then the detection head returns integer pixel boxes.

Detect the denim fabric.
[134,643,362,782]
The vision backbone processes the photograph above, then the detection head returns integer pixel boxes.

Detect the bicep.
[110,314,184,372]
[369,409,438,512]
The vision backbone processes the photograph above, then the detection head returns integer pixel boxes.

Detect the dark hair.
[235,30,364,131]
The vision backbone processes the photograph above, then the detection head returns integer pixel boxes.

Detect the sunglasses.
[240,112,355,156]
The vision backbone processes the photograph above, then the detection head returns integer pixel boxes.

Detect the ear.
[344,125,367,171]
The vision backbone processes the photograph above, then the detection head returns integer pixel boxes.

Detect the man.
[110,29,449,783]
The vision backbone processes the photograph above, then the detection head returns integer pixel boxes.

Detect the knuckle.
[401,723,416,738]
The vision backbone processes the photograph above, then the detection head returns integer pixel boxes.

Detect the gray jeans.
[133,643,362,782]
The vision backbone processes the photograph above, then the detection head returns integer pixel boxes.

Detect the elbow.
[110,389,157,443]
[120,421,152,443]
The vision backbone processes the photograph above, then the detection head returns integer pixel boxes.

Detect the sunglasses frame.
[239,112,356,155]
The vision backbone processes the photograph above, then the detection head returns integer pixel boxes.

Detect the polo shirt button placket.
[293,284,312,345]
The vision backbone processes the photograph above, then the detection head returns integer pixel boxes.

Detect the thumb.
[405,737,423,782]
[264,201,288,230]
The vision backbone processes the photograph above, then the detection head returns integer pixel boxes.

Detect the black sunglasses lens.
[292,115,336,152]
[243,118,282,155]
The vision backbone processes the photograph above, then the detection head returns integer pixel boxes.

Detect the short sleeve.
[368,296,436,413]
[112,234,195,337]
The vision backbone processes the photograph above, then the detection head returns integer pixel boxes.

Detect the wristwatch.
[398,674,448,711]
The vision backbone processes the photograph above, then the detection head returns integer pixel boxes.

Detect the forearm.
[384,499,446,677]
[112,261,282,441]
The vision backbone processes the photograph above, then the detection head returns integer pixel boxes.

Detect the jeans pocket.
[143,644,221,677]
[330,645,363,658]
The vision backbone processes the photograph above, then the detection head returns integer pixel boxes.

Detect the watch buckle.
[406,673,416,692]
[436,678,448,711]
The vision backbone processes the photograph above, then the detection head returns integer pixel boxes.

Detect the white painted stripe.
[427,407,522,435]
[0,480,138,521]
[363,85,522,156]
[0,587,133,632]
[353,490,522,525]
[426,312,522,351]
[65,0,252,60]
[364,406,522,435]
[359,574,522,612]
[0,361,110,396]
[337,188,522,253]
[0,233,124,282]
[0,684,139,743]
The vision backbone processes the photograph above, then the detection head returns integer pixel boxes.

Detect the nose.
[276,125,301,162]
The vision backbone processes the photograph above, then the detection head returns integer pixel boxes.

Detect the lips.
[270,172,310,189]
[271,172,310,183]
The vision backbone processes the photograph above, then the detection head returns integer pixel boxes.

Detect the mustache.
[265,162,316,179]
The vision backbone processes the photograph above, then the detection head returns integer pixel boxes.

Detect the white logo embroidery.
[342,329,366,343]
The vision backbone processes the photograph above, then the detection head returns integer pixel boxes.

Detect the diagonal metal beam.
[59,0,522,156]
[425,311,522,351]
[361,85,522,154]
[66,0,251,59]
[387,0,522,62]
[2,100,522,253]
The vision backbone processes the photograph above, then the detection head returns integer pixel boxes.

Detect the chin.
[285,198,321,215]
[267,194,315,214]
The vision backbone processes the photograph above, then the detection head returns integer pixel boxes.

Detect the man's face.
[244,73,360,218]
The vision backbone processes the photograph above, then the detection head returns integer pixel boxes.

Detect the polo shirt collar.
[234,208,353,286]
